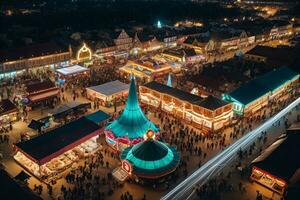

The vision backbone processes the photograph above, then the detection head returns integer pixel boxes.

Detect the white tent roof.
[56,65,89,76]
[87,80,129,97]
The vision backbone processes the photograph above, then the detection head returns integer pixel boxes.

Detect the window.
[234,103,243,112]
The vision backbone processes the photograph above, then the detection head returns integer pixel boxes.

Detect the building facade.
[113,29,133,51]
[140,82,233,133]
[223,67,299,115]
[0,42,71,79]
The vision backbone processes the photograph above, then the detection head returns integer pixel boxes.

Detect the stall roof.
[143,82,228,110]
[225,80,269,106]
[0,169,41,200]
[15,117,100,165]
[254,66,299,93]
[144,81,203,104]
[0,99,17,116]
[163,48,197,58]
[49,102,91,118]
[197,95,229,110]
[26,80,56,94]
[0,42,69,63]
[56,65,89,76]
[252,130,300,183]
[226,67,299,106]
[245,45,293,67]
[87,80,129,97]
[28,120,45,130]
[28,88,59,103]
[14,170,31,182]
[85,110,110,125]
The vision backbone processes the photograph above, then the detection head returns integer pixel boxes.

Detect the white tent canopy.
[56,65,90,76]
[86,80,129,101]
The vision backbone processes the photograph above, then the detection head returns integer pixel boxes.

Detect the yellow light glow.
[77,42,92,61]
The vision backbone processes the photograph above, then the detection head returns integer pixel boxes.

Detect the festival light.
[77,42,92,61]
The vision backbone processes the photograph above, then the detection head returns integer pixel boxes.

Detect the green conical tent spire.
[167,73,172,87]
[105,76,159,139]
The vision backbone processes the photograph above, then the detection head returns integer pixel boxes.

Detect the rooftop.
[87,80,129,97]
[85,110,110,125]
[56,65,90,76]
[15,117,99,165]
[197,95,229,110]
[252,129,300,183]
[183,35,210,45]
[105,76,159,140]
[0,169,42,200]
[144,81,203,104]
[163,48,197,58]
[144,81,228,110]
[0,99,17,117]
[0,42,69,63]
[26,80,56,94]
[226,67,299,105]
[246,45,294,67]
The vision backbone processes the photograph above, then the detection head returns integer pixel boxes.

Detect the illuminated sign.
[122,160,132,175]
[144,129,156,140]
[106,134,116,145]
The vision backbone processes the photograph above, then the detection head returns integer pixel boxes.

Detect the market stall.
[56,65,90,80]
[25,80,59,107]
[0,99,18,126]
[14,117,101,180]
[48,102,91,122]
[85,110,110,126]
[140,81,233,133]
[250,134,294,195]
[86,80,129,106]
[119,58,172,82]
[27,119,45,134]
[223,67,299,116]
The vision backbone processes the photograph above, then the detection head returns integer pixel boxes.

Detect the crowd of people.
[56,147,131,200]
[0,134,10,144]
[0,59,299,200]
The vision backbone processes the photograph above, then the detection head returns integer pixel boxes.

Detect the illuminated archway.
[77,42,92,62]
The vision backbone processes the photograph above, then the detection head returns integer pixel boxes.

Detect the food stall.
[140,81,233,133]
[25,80,59,108]
[14,117,101,180]
[250,132,300,195]
[119,58,172,82]
[86,80,129,107]
[0,99,18,126]
[56,65,90,80]
[48,102,91,122]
